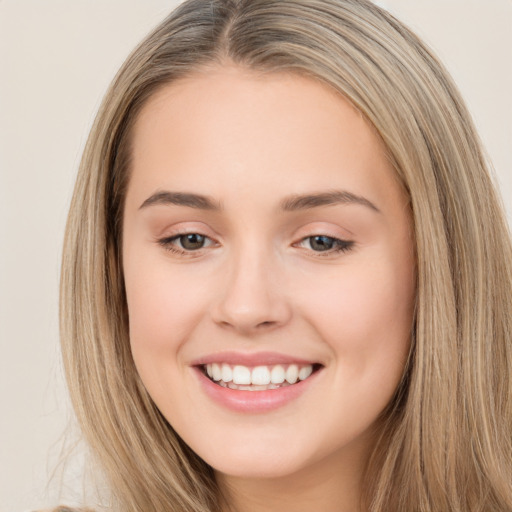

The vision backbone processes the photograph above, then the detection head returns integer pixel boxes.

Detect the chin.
[209,455,310,480]
[186,433,311,479]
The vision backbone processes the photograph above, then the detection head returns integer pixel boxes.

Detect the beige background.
[1,1,511,510]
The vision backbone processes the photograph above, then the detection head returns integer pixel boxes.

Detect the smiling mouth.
[202,363,322,391]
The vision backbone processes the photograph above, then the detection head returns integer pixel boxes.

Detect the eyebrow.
[139,189,380,213]
[139,191,221,210]
[280,190,380,213]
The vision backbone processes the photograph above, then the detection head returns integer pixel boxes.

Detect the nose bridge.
[213,239,290,333]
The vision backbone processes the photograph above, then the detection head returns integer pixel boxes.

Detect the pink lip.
[191,351,318,367]
[192,364,322,413]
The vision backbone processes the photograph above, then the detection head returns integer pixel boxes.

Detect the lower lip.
[194,367,321,413]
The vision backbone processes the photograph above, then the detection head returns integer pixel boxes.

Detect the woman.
[57,0,512,510]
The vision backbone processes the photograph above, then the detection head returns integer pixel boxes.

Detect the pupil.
[310,236,334,251]
[181,234,205,250]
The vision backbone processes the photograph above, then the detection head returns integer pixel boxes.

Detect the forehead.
[127,65,405,211]
[132,65,378,156]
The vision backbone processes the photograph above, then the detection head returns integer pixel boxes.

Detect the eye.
[176,233,208,250]
[158,232,217,254]
[297,235,354,254]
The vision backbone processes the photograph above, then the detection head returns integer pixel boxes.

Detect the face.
[123,65,415,482]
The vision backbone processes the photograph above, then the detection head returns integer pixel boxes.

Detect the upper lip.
[191,351,320,367]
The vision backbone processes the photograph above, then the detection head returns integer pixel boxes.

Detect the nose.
[211,247,292,335]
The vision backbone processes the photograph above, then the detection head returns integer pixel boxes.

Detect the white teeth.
[212,363,222,381]
[270,365,286,384]
[298,365,313,380]
[204,363,315,388]
[232,365,252,385]
[221,364,233,382]
[285,364,299,384]
[251,366,271,385]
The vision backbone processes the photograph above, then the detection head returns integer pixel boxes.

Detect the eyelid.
[154,220,218,239]
[291,220,354,238]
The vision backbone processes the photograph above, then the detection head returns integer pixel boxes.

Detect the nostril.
[257,320,275,328]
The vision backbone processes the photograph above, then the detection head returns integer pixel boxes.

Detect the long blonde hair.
[60,0,512,510]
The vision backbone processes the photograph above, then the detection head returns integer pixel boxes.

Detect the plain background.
[1,1,511,510]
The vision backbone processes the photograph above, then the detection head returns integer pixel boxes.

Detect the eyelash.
[157,232,354,258]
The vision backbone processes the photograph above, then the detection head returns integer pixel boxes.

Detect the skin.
[122,64,416,512]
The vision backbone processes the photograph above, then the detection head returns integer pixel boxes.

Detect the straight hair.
[60,1,512,510]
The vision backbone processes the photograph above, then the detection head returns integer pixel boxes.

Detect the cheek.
[124,257,210,364]
[296,256,415,371]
